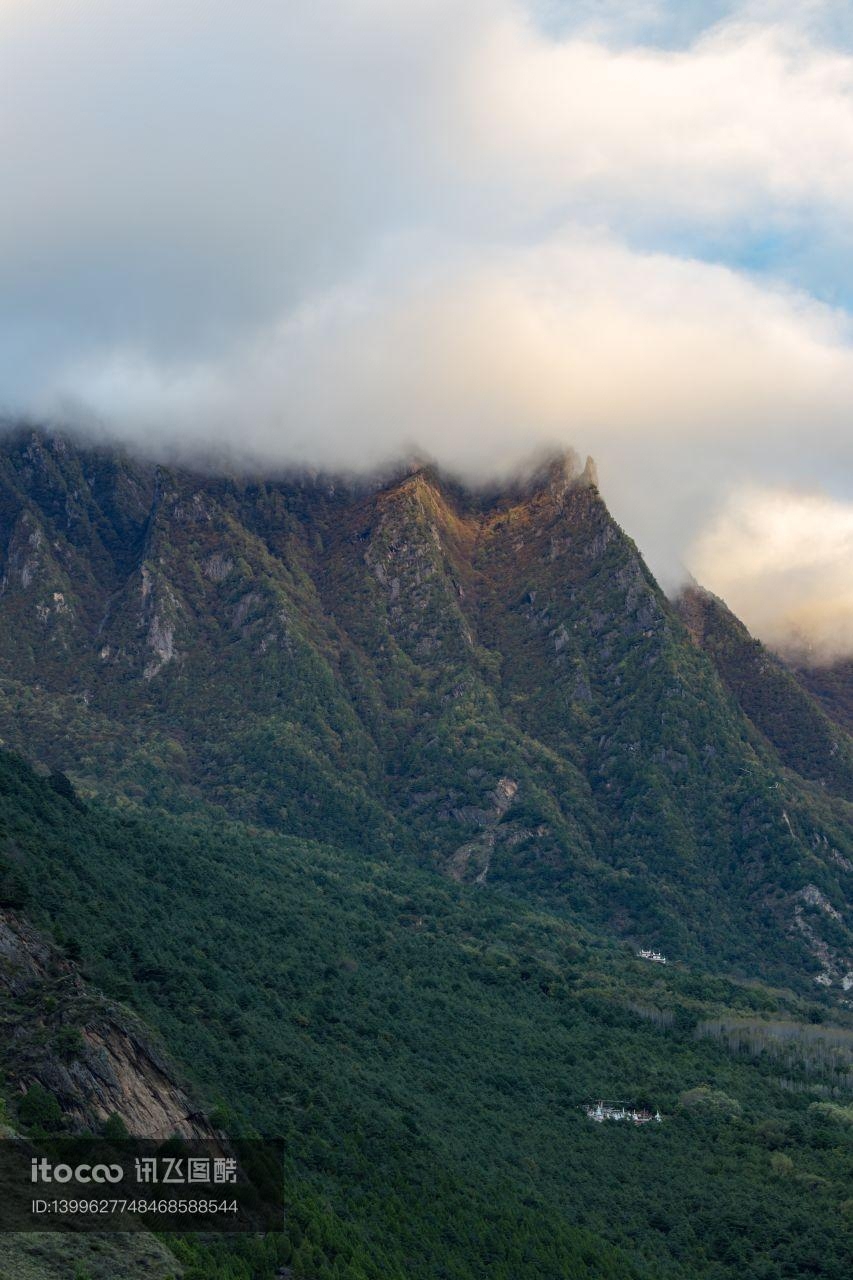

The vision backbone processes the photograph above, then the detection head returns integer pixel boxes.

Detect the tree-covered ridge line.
[1,750,852,1278]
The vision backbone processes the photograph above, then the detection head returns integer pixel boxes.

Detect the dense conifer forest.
[1,753,852,1278]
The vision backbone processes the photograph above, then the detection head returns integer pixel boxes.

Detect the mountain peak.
[497,449,599,508]
[579,454,598,488]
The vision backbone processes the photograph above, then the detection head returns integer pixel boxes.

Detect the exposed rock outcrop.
[0,909,214,1138]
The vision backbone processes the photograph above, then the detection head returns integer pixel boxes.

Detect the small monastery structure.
[584,1101,662,1124]
[637,948,667,964]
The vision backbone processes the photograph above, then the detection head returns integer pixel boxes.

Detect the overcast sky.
[2,0,852,657]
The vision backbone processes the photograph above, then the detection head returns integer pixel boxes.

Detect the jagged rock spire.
[579,455,598,488]
[511,449,599,503]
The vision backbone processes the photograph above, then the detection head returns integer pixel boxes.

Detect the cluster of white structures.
[637,948,667,964]
[584,1101,662,1124]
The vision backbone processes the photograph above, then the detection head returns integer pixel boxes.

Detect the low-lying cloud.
[690,487,853,662]
[2,0,853,654]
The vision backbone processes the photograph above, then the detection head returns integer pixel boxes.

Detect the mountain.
[0,427,850,995]
[1,427,853,1278]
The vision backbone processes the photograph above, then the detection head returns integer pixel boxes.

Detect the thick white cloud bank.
[2,0,853,654]
[691,487,853,662]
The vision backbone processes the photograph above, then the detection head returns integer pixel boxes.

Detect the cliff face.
[0,427,851,991]
[0,908,212,1139]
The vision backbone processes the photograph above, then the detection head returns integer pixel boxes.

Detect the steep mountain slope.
[793,657,853,736]
[0,427,850,997]
[3,747,853,1280]
[0,432,388,844]
[676,584,853,801]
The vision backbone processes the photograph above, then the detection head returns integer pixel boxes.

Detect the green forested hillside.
[2,752,852,1280]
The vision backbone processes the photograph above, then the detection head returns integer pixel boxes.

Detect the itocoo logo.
[31,1158,123,1184]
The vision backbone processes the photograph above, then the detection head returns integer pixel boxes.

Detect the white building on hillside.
[584,1101,662,1124]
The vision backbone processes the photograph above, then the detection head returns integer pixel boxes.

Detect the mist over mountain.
[4,1,853,657]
